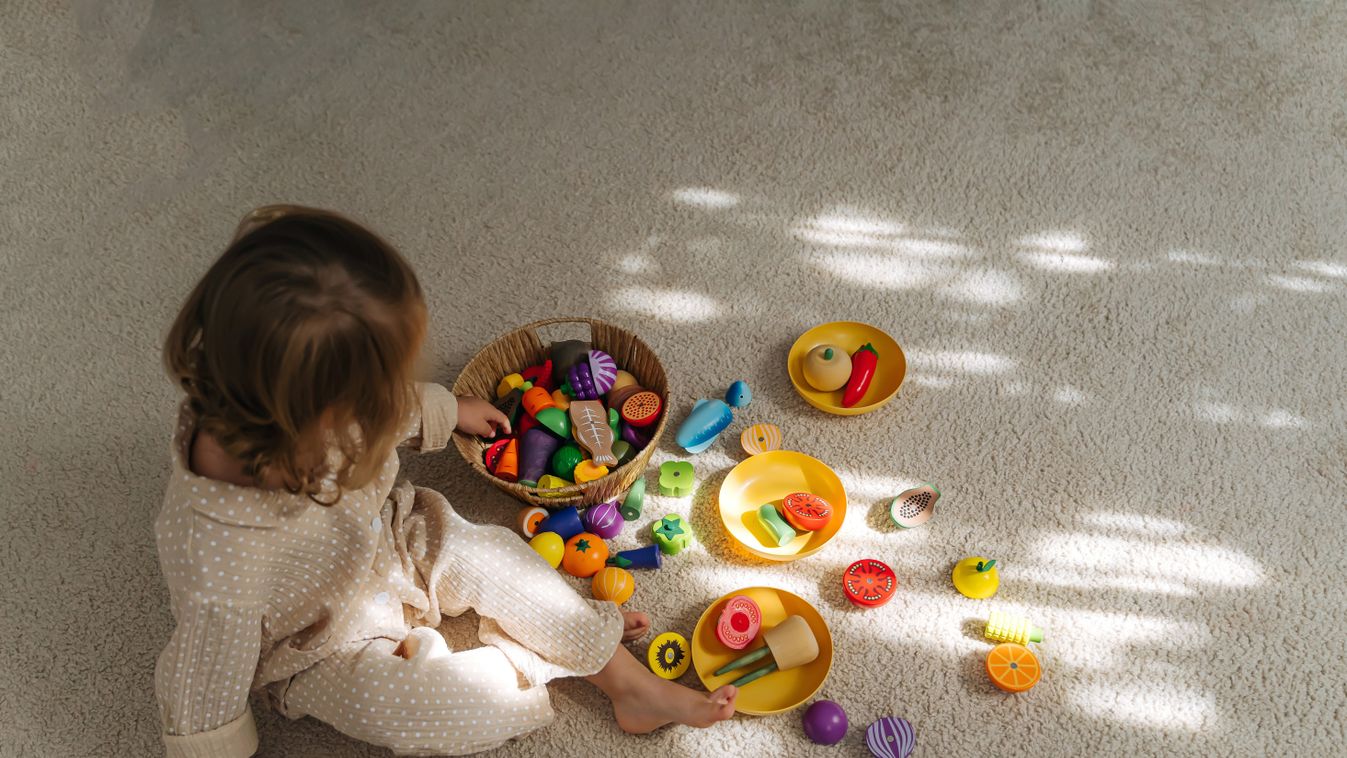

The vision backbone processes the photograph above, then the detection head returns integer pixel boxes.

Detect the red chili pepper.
[842,343,879,407]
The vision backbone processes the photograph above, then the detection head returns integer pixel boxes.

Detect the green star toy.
[651,514,692,555]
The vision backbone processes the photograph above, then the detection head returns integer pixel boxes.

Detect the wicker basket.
[451,317,670,508]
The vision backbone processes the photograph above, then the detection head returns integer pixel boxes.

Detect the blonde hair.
[165,205,425,503]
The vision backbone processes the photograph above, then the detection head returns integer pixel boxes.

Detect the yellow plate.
[718,451,846,561]
[787,321,906,415]
[692,586,833,715]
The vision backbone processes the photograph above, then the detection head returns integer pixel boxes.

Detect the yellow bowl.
[691,586,833,715]
[718,451,847,561]
[787,321,905,415]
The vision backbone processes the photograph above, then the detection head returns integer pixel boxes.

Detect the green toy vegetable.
[842,343,878,408]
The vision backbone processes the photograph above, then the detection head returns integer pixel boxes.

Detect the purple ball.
[802,699,848,745]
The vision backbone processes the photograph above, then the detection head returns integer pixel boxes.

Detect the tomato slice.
[782,492,833,531]
[843,559,898,607]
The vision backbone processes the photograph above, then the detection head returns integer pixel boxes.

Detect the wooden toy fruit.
[648,632,691,679]
[518,427,560,487]
[658,461,695,497]
[550,444,585,480]
[802,699,848,745]
[620,478,646,521]
[517,506,548,538]
[550,388,571,411]
[573,460,609,484]
[740,423,782,456]
[549,340,590,384]
[537,506,584,541]
[620,390,663,428]
[985,612,1044,645]
[562,532,609,578]
[536,474,573,497]
[952,557,999,599]
[890,484,938,528]
[608,370,638,395]
[802,344,851,392]
[715,595,762,650]
[986,643,1040,693]
[651,514,692,555]
[611,440,635,465]
[567,360,600,400]
[520,360,554,392]
[675,398,733,453]
[528,532,564,569]
[843,559,897,607]
[587,350,619,395]
[483,439,511,471]
[842,343,879,408]
[726,380,752,408]
[570,400,618,467]
[713,615,819,687]
[496,373,528,399]
[781,492,833,532]
[591,566,635,605]
[865,716,916,758]
[583,500,624,540]
[493,439,519,482]
[756,504,797,547]
[607,544,663,570]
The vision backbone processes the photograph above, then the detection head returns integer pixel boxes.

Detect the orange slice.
[985,643,1040,693]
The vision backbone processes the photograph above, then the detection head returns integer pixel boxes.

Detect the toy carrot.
[842,343,878,407]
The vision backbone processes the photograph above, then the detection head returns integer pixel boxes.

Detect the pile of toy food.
[801,342,879,408]
[481,339,664,490]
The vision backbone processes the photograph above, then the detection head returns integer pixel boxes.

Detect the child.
[154,206,736,757]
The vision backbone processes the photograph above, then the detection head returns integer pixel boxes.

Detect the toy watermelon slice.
[890,484,938,529]
[620,390,663,428]
[843,559,897,607]
[715,595,762,650]
[782,492,833,531]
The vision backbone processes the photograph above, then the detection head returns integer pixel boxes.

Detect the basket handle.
[521,317,600,347]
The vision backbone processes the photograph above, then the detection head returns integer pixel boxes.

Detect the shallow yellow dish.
[692,586,833,715]
[787,321,905,415]
[718,451,847,561]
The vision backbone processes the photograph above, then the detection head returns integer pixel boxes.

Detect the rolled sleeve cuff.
[416,383,459,452]
[163,710,258,758]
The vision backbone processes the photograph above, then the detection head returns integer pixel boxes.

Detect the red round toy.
[620,391,663,428]
[782,492,833,532]
[843,559,897,607]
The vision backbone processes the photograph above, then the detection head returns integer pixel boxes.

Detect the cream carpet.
[3,1,1344,755]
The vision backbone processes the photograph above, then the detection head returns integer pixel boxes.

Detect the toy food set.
[787,322,905,415]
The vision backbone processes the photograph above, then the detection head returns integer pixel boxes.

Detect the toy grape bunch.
[890,484,938,529]
[712,615,819,687]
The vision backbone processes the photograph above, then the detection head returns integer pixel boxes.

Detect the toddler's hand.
[456,396,511,438]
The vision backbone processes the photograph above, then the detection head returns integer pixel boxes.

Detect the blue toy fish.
[676,399,734,453]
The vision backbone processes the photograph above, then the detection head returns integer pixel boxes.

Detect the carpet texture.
[3,1,1345,755]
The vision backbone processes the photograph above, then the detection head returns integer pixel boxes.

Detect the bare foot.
[621,611,651,642]
[613,681,738,734]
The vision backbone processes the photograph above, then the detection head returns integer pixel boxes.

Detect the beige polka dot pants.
[282,491,625,756]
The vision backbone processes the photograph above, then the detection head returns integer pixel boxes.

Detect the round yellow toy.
[528,532,564,569]
[648,632,691,679]
[801,345,852,392]
[952,556,1000,599]
[591,567,635,605]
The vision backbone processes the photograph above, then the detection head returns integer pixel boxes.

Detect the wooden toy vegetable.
[562,532,609,578]
[651,514,692,555]
[802,700,848,745]
[756,504,797,547]
[517,427,560,487]
[592,566,635,605]
[621,420,654,449]
[522,386,571,438]
[536,475,572,497]
[587,350,619,395]
[865,716,916,758]
[740,423,782,456]
[537,506,584,541]
[493,439,519,482]
[607,370,638,396]
[675,399,733,453]
[952,557,999,599]
[715,595,761,650]
[550,444,584,480]
[573,460,609,484]
[569,400,618,467]
[520,360,554,392]
[549,388,571,411]
[985,612,1044,645]
[620,478,646,521]
[496,373,528,399]
[517,506,548,538]
[658,461,695,497]
[483,439,510,471]
[620,390,662,428]
[582,500,623,540]
[712,615,819,687]
[606,544,662,570]
[802,344,852,392]
[648,632,691,679]
[611,440,635,466]
[549,340,590,384]
[725,380,752,408]
[986,643,1040,692]
[782,492,833,531]
[493,387,527,431]
[843,559,897,608]
[890,484,938,529]
[528,532,564,568]
[842,343,879,407]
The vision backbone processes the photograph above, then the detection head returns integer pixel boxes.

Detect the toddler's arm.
[399,382,459,452]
